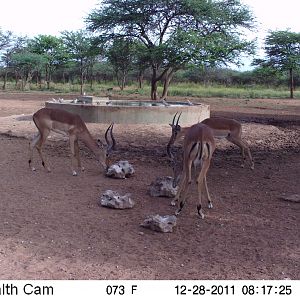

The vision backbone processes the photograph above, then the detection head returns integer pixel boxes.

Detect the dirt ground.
[0,91,299,280]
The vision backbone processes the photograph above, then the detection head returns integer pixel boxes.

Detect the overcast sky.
[0,0,100,37]
[1,0,299,69]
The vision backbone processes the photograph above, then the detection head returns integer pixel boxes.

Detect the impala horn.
[105,123,116,153]
[175,112,182,129]
[167,112,182,161]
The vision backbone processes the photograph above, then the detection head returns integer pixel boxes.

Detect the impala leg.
[196,159,211,219]
[69,135,79,176]
[204,176,213,209]
[74,140,84,172]
[28,133,40,171]
[242,140,254,170]
[30,129,51,172]
[171,173,186,206]
[175,177,190,216]
[37,130,51,172]
[196,174,205,219]
[172,151,193,207]
[226,135,245,167]
[175,155,193,215]
[227,136,254,170]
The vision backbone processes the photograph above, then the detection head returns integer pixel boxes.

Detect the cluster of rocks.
[101,161,179,233]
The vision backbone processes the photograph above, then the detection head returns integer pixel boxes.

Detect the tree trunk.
[151,66,159,100]
[62,71,66,85]
[15,71,19,88]
[289,68,294,99]
[46,64,50,89]
[80,59,84,95]
[160,68,175,100]
[138,70,144,89]
[150,65,174,100]
[121,73,126,90]
[2,69,8,90]
[25,71,33,90]
[115,71,121,90]
[151,80,159,100]
[89,65,94,89]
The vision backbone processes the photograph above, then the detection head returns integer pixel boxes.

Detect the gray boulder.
[149,176,178,197]
[106,160,135,179]
[141,214,177,233]
[279,194,300,203]
[100,190,135,209]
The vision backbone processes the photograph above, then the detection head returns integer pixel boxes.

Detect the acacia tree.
[0,30,15,89]
[61,30,100,95]
[28,35,66,89]
[10,51,47,90]
[107,38,137,90]
[87,0,256,100]
[254,30,300,98]
[0,28,12,51]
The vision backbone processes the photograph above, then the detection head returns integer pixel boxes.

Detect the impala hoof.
[208,202,213,209]
[171,200,177,206]
[199,212,205,219]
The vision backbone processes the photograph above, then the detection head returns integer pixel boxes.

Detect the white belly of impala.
[211,129,230,139]
[50,121,75,135]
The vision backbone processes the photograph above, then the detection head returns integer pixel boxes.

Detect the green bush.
[0,80,299,99]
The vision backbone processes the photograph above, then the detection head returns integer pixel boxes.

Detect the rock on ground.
[149,176,178,198]
[106,161,135,179]
[141,214,177,233]
[100,190,135,209]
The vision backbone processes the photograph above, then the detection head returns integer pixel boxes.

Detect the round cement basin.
[45,100,210,125]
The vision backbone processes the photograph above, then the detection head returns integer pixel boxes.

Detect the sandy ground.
[0,91,299,280]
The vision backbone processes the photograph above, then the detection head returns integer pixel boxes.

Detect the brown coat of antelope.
[29,107,115,176]
[168,113,254,170]
[202,117,254,170]
[167,116,216,219]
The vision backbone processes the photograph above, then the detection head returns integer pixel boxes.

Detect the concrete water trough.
[45,96,210,125]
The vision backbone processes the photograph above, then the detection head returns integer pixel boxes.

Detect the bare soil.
[0,91,299,280]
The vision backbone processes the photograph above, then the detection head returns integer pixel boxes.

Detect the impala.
[167,120,216,218]
[28,107,115,175]
[168,112,254,170]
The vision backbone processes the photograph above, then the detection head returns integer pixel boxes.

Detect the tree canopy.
[253,30,300,98]
[86,0,256,99]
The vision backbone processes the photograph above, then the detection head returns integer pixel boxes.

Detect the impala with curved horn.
[29,107,116,176]
[167,112,254,170]
[167,112,216,218]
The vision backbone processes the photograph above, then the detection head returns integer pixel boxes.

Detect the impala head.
[169,112,182,138]
[97,123,116,171]
[167,112,183,187]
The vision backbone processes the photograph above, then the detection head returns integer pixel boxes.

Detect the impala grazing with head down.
[29,107,115,176]
[167,114,216,219]
[168,113,254,170]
